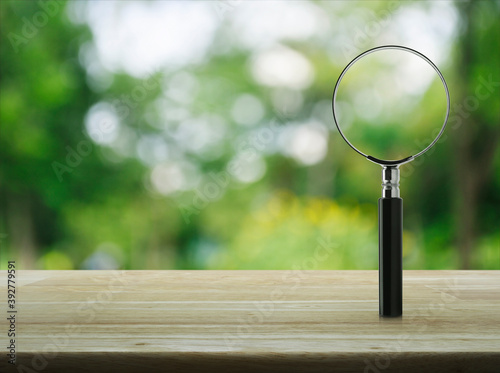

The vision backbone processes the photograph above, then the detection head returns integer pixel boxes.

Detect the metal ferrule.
[381,166,400,198]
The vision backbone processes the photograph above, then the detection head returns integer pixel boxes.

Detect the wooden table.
[1,270,499,372]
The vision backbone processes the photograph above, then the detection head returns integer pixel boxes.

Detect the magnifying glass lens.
[335,49,448,161]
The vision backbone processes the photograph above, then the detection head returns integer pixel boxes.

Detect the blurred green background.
[0,0,499,270]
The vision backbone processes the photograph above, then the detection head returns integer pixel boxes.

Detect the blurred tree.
[0,1,145,268]
[0,0,498,270]
[1,0,94,267]
[453,0,500,268]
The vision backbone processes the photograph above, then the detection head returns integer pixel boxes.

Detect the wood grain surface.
[1,270,499,372]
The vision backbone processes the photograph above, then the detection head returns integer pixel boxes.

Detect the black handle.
[378,197,403,317]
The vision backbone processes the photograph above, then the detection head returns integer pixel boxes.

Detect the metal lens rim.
[331,45,450,165]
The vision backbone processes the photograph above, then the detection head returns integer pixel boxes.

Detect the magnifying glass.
[332,45,450,317]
